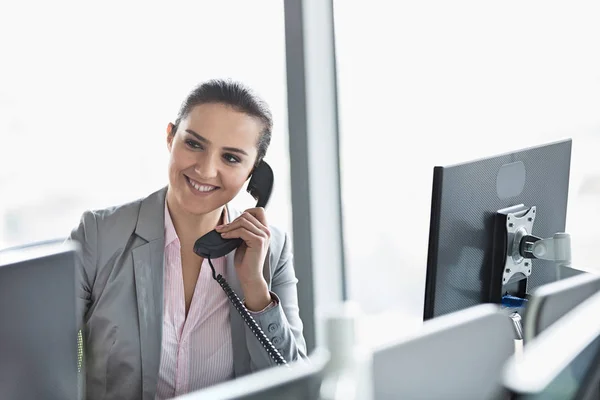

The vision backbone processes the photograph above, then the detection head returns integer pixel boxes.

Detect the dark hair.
[173,79,273,166]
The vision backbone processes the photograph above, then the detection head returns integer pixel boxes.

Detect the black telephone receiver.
[193,161,287,366]
[194,161,274,259]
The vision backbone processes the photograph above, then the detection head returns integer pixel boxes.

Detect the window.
[334,1,600,317]
[0,1,292,248]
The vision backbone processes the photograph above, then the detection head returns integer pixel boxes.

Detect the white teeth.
[188,177,217,192]
[195,185,214,192]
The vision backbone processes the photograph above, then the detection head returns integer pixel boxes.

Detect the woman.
[69,79,307,400]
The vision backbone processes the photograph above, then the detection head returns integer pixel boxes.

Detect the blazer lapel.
[132,187,167,400]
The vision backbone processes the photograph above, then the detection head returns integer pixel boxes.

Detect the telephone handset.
[194,161,274,259]
[193,161,287,366]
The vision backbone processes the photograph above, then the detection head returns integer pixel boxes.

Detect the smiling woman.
[68,80,307,400]
[165,81,271,221]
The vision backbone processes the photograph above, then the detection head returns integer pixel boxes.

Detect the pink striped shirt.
[155,204,234,400]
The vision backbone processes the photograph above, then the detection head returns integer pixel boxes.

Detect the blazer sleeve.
[67,211,98,331]
[244,232,309,369]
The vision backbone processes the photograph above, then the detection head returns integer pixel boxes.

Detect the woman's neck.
[165,190,225,250]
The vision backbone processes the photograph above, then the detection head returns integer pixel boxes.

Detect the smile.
[185,176,220,193]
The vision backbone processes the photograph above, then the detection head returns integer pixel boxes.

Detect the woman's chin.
[170,184,232,216]
[181,195,226,216]
[182,203,218,216]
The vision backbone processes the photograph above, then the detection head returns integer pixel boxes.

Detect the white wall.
[334,0,600,317]
[0,1,292,248]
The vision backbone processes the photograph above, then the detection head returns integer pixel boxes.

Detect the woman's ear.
[166,123,176,150]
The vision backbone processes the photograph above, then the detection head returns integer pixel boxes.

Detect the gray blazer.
[69,187,308,400]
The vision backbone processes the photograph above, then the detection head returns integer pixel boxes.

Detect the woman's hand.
[215,207,272,311]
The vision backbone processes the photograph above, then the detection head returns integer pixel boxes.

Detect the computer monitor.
[503,290,600,399]
[0,241,80,400]
[424,139,576,320]
[523,271,600,342]
[373,303,515,400]
[173,348,329,400]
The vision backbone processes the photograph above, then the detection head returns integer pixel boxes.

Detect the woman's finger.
[243,207,267,227]
[220,226,267,249]
[217,211,269,237]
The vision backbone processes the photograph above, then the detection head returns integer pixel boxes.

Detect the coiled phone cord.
[207,258,288,366]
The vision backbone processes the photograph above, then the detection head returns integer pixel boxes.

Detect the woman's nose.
[194,153,219,179]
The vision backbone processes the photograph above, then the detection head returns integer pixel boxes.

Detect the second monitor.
[523,271,600,342]
[424,139,578,320]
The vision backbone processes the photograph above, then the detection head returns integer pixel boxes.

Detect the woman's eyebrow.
[185,129,248,156]
[185,129,210,144]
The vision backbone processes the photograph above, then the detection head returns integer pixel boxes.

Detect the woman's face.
[167,102,262,216]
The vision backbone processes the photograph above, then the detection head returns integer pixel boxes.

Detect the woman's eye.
[185,140,203,150]
[223,154,241,164]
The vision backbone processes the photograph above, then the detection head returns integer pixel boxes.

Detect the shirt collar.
[164,201,229,248]
[164,201,179,247]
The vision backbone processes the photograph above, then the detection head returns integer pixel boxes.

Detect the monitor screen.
[0,241,80,400]
[175,348,329,400]
[523,272,600,341]
[373,304,515,400]
[424,139,572,320]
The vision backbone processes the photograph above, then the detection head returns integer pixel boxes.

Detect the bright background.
[1,1,599,324]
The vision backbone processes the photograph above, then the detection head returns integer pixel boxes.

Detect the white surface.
[334,0,600,318]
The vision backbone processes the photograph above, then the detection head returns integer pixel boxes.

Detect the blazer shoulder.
[89,197,143,238]
[76,188,162,252]
[267,224,289,262]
